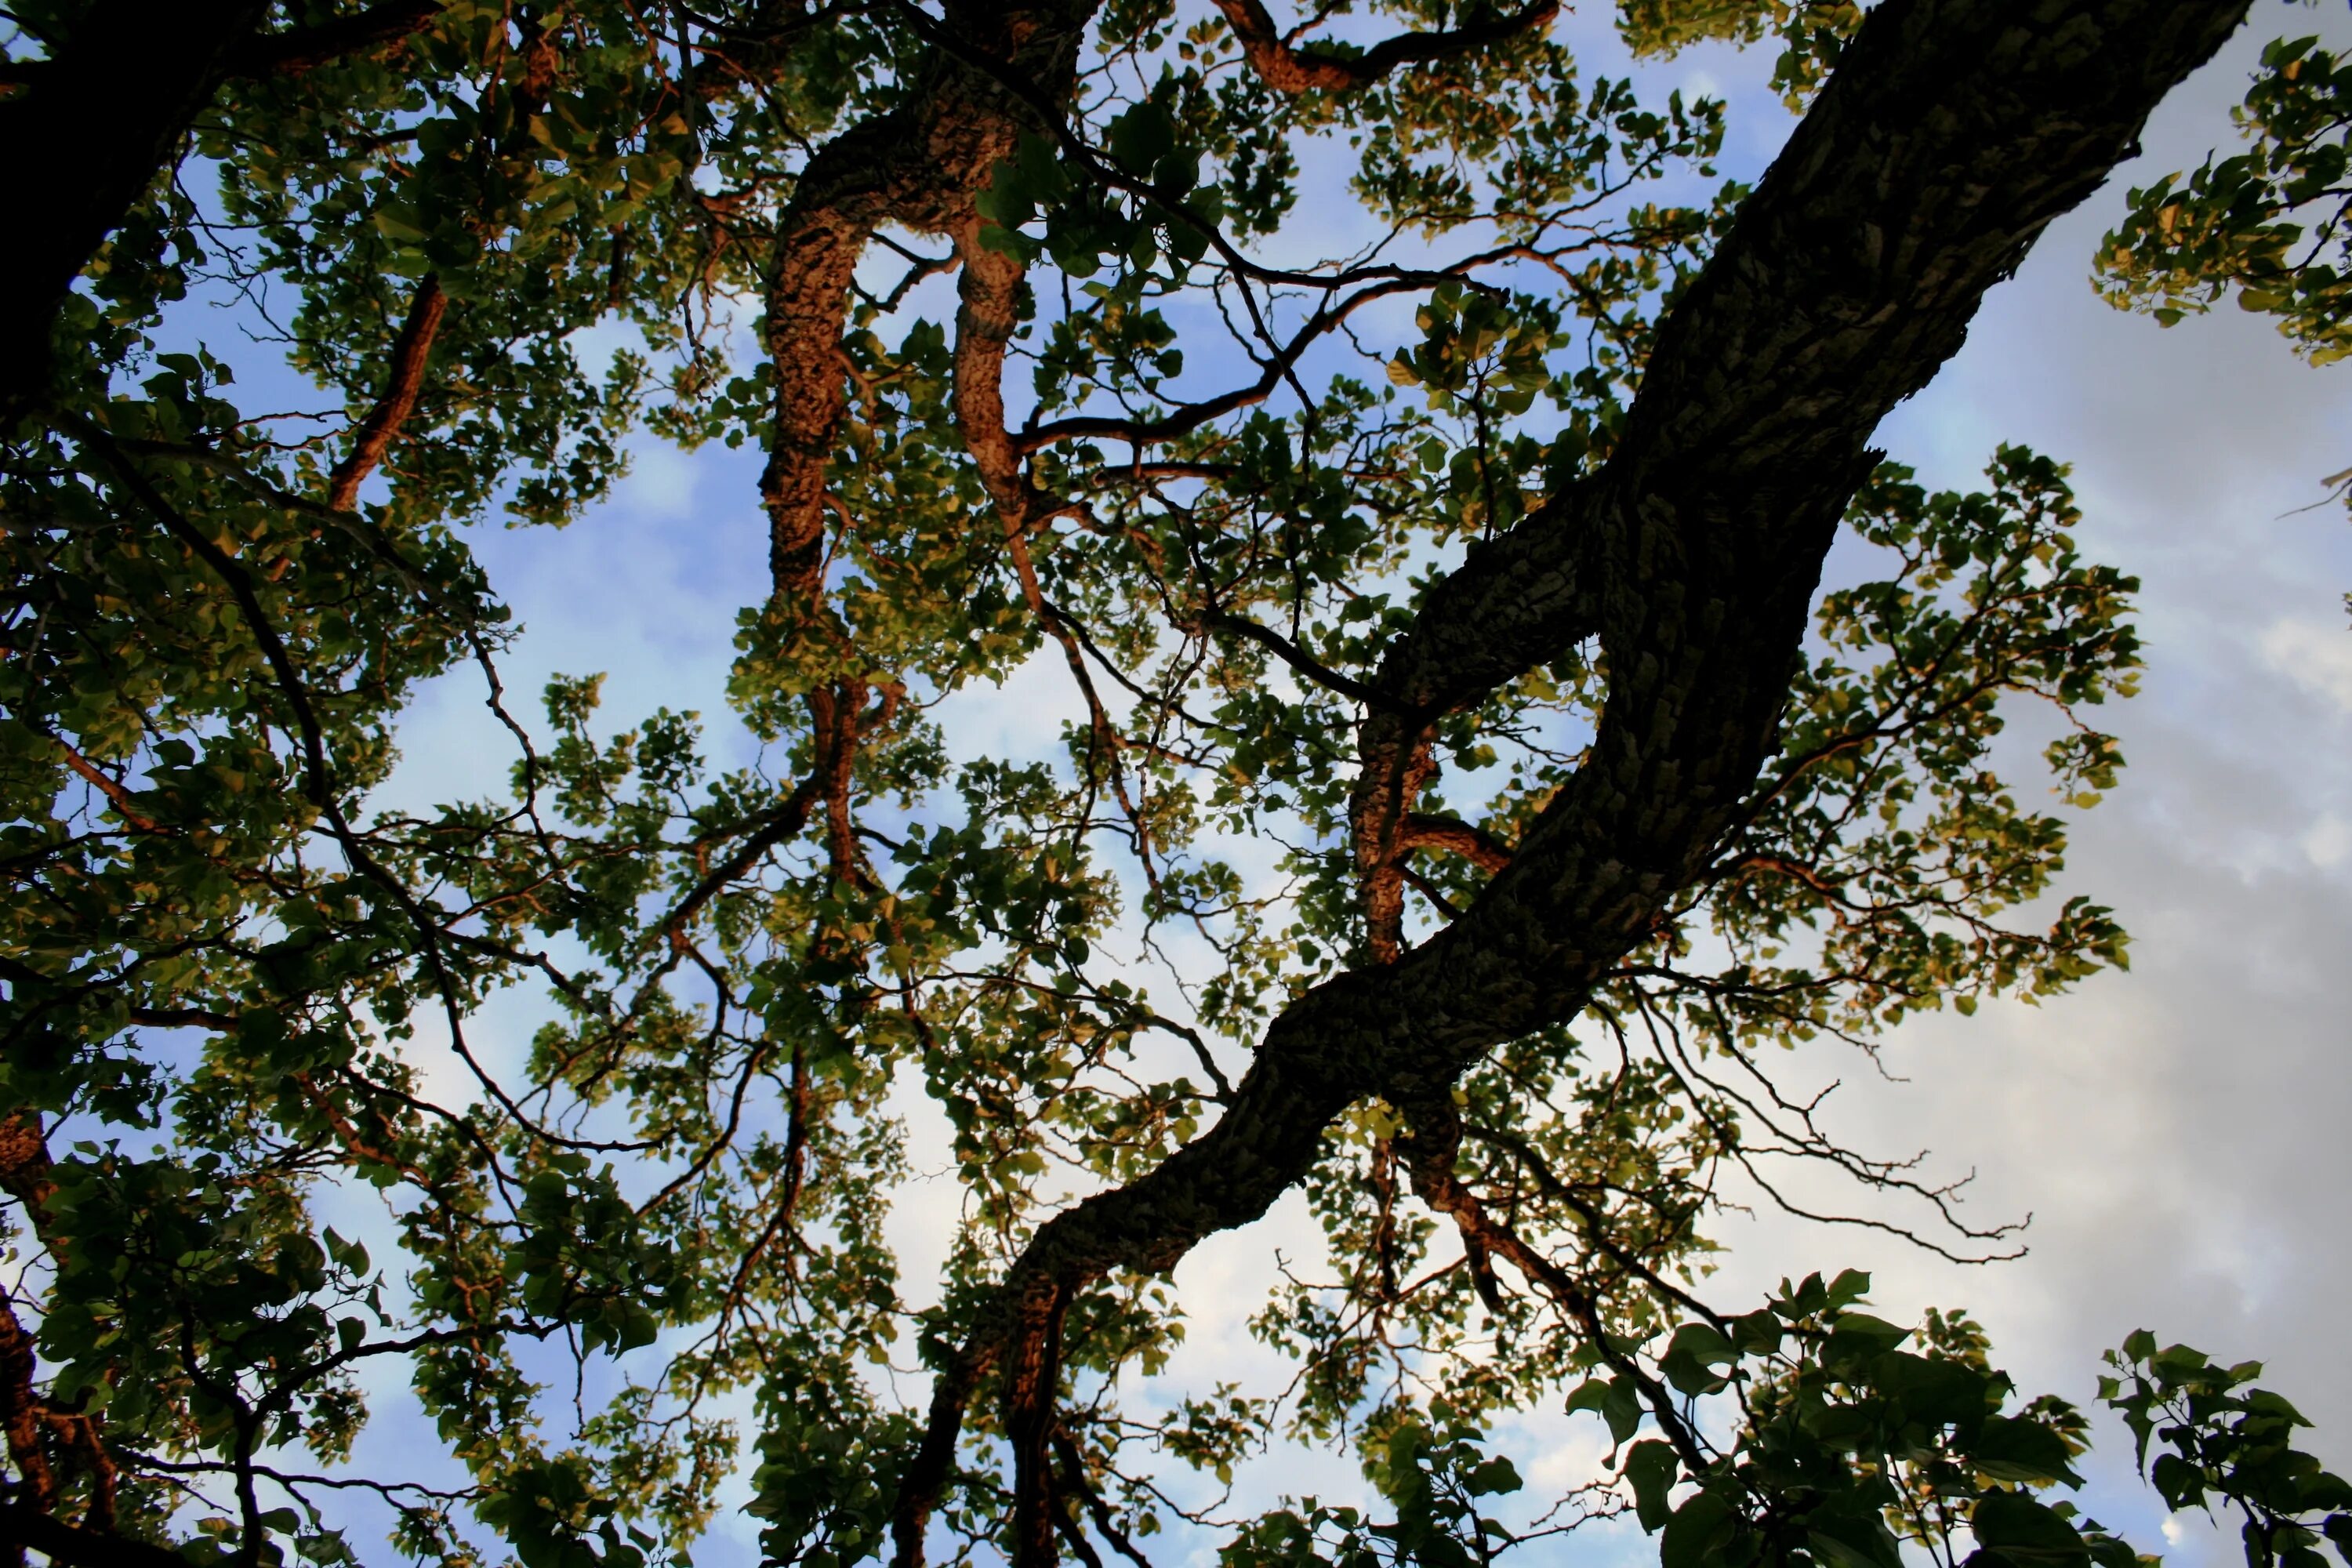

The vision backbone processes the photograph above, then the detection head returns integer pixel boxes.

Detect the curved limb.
[1214,0,1563,96]
[882,0,2252,1554]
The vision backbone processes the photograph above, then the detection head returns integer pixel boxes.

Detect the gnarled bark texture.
[862,0,2251,1559]
[1214,0,1564,95]
[758,2,1095,623]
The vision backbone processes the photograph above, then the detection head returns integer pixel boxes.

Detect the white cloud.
[2259,616,2352,713]
[2306,812,2352,869]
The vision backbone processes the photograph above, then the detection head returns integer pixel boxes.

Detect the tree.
[0,0,2325,1563]
[2094,16,2352,543]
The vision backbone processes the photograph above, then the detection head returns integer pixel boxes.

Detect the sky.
[140,2,2352,1562]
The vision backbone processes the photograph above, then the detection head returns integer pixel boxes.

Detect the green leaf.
[1973,1416,2087,1486]
[1973,1492,2093,1567]
[1465,1456,1521,1497]
[1108,100,1177,173]
[1809,1512,1904,1568]
[1626,1439,1681,1533]
[1567,1374,1644,1447]
[1873,1349,1991,1426]
[1662,1490,1741,1568]
[1662,1322,1739,1396]
[372,201,430,242]
[2151,1451,2205,1511]
[1602,1376,1646,1447]
[1823,1312,1911,1369]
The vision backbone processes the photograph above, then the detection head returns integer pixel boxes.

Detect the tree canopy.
[1,0,2345,1565]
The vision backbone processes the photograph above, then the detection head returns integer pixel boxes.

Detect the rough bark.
[326,274,446,512]
[1345,0,2255,947]
[1003,1281,1070,1567]
[0,1298,56,1544]
[1214,0,1563,95]
[0,1112,55,1221]
[952,216,1033,519]
[1400,812,1515,873]
[0,1114,118,1552]
[0,0,272,410]
[884,0,2252,1555]
[758,4,1095,625]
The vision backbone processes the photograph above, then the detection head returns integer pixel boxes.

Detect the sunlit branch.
[1214,0,1562,96]
[325,273,446,512]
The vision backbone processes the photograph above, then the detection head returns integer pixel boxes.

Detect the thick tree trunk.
[0,0,452,413]
[0,0,270,409]
[885,0,2252,1556]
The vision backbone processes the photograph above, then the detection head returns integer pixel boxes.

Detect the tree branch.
[1200,608,1391,710]
[1214,0,1562,96]
[0,0,271,408]
[43,735,162,835]
[758,3,1097,623]
[0,1501,187,1568]
[327,274,446,512]
[884,0,2251,1553]
[229,0,445,78]
[1400,812,1515,873]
